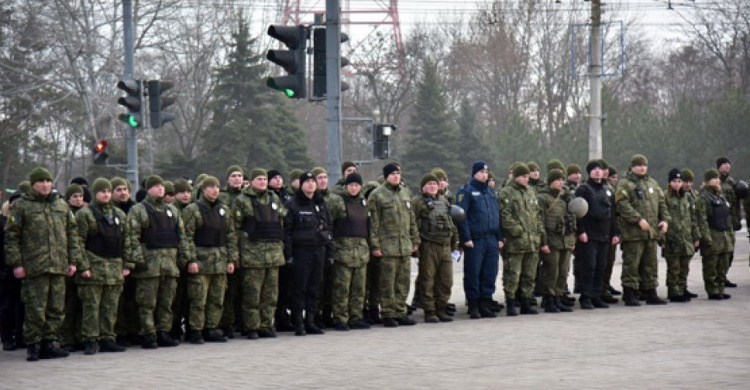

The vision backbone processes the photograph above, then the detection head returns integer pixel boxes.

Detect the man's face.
[95,189,112,204]
[550,178,564,190]
[148,184,165,198]
[33,180,52,197]
[301,179,317,196]
[530,170,540,180]
[252,176,268,192]
[669,179,683,192]
[291,179,300,192]
[347,182,362,197]
[632,165,648,176]
[422,181,439,197]
[68,192,84,207]
[607,174,618,186]
[488,178,495,189]
[568,172,581,184]
[514,174,529,187]
[439,178,449,191]
[589,167,604,181]
[316,173,329,190]
[707,178,721,189]
[269,175,283,190]
[473,169,488,183]
[228,171,244,189]
[164,194,175,204]
[343,166,357,178]
[175,190,191,204]
[682,180,693,191]
[114,185,131,202]
[386,170,401,186]
[203,185,220,202]
[719,163,731,175]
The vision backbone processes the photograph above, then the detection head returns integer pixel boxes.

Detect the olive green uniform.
[695,187,734,295]
[719,174,739,270]
[218,186,243,332]
[662,189,700,298]
[318,189,344,324]
[537,187,576,297]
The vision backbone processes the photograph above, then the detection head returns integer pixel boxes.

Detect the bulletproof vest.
[418,195,453,241]
[84,205,123,258]
[333,196,368,239]
[289,197,331,246]
[542,193,574,235]
[193,202,227,248]
[241,195,283,242]
[703,190,731,232]
[141,202,180,249]
[582,182,611,221]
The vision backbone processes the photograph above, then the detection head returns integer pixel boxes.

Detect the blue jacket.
[456,179,504,243]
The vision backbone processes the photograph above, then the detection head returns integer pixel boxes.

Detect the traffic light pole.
[123,0,139,195]
[325,0,343,184]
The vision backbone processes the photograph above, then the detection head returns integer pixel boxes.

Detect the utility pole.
[589,0,603,159]
[325,0,343,184]
[123,0,139,194]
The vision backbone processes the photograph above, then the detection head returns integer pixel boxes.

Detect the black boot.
[368,306,383,325]
[115,335,131,348]
[156,331,180,347]
[220,325,235,339]
[622,287,641,307]
[645,289,667,305]
[601,293,619,304]
[258,329,277,338]
[99,339,126,352]
[520,297,538,315]
[39,340,69,359]
[83,341,97,355]
[724,280,737,288]
[293,311,306,336]
[27,343,40,362]
[187,329,205,344]
[579,296,594,310]
[685,289,698,298]
[669,294,689,303]
[141,334,158,349]
[467,299,481,319]
[478,298,497,318]
[544,295,560,313]
[505,299,518,316]
[560,294,576,306]
[488,299,504,312]
[591,297,610,309]
[554,296,573,312]
[305,314,325,335]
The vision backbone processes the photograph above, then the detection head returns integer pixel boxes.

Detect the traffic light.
[266,25,307,99]
[373,124,396,160]
[117,78,142,128]
[92,139,109,165]
[147,80,175,128]
[313,27,350,98]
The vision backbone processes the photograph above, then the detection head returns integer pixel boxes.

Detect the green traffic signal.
[119,113,141,128]
[285,89,295,97]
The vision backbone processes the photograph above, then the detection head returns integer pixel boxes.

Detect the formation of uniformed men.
[1,153,747,362]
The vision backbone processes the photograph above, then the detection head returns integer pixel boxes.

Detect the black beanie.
[345,172,363,186]
[585,159,604,174]
[341,161,357,175]
[383,163,400,178]
[716,157,731,168]
[267,170,282,181]
[668,168,682,182]
[472,161,488,176]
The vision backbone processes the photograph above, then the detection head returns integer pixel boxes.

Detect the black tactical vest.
[288,196,331,246]
[703,191,731,232]
[141,202,180,249]
[333,196,368,239]
[242,195,283,242]
[194,202,227,248]
[418,195,453,242]
[85,205,123,258]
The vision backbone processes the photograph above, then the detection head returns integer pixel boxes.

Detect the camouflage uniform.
[76,202,127,343]
[662,188,700,298]
[232,187,285,333]
[170,199,192,339]
[114,199,139,344]
[362,180,383,314]
[218,186,243,332]
[329,191,370,326]
[719,174,739,273]
[695,186,734,296]
[182,197,237,333]
[367,182,420,320]
[4,191,81,346]
[318,189,344,325]
[537,187,576,297]
[125,195,189,336]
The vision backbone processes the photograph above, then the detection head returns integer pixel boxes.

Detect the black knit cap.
[716,157,731,168]
[668,168,682,182]
[383,163,400,178]
[345,172,363,186]
[341,161,357,175]
[267,170,282,180]
[585,159,604,174]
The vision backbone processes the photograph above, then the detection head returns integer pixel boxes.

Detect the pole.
[325,0,343,184]
[589,0,603,159]
[123,0,139,195]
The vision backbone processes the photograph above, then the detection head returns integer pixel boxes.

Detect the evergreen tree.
[455,97,491,178]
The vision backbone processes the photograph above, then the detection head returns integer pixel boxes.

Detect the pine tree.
[455,97,491,178]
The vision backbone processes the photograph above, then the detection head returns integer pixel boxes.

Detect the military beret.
[431,168,448,181]
[145,175,164,190]
[420,173,439,189]
[29,167,53,185]
[202,175,220,189]
[716,157,731,168]
[250,169,267,181]
[547,169,565,184]
[173,178,192,193]
[341,161,357,175]
[566,164,581,176]
[312,167,327,178]
[345,172,363,186]
[547,159,565,173]
[226,165,244,178]
[513,163,531,178]
[289,169,304,182]
[91,178,112,194]
[527,162,540,172]
[630,154,648,167]
[65,184,84,200]
[681,169,694,182]
[704,169,720,182]
[110,177,130,191]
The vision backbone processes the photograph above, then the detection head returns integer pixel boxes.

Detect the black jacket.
[575,179,618,242]
[283,190,333,260]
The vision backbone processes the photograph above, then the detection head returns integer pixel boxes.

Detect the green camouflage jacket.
[367,182,419,257]
[4,191,82,278]
[498,181,544,254]
[615,171,671,242]
[537,187,576,250]
[75,201,128,285]
[663,189,700,257]
[231,187,286,268]
[719,174,741,230]
[183,197,238,274]
[695,186,734,255]
[329,191,370,267]
[218,185,242,208]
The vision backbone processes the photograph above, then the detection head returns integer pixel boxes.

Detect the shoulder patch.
[457,193,464,203]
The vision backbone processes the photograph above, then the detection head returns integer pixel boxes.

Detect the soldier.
[126,175,189,349]
[163,181,175,204]
[362,180,384,325]
[284,171,333,335]
[5,167,81,361]
[368,163,420,327]
[601,166,622,303]
[457,162,504,318]
[219,165,245,338]
[168,178,193,341]
[60,183,85,352]
[173,179,193,212]
[312,167,344,328]
[680,169,701,300]
[696,169,733,300]
[75,178,128,355]
[272,170,295,332]
[0,193,24,351]
[111,177,136,214]
[565,164,582,192]
[537,169,576,313]
[233,169,286,339]
[615,154,671,306]
[498,163,544,316]
[182,176,237,344]
[527,162,544,192]
[574,161,620,309]
[111,177,138,347]
[332,161,359,195]
[268,170,293,205]
[716,157,740,288]
[411,173,458,323]
[288,169,304,193]
[662,169,700,302]
[65,184,85,213]
[329,172,371,330]
[432,168,455,204]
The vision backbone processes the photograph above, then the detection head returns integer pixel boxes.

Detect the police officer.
[696,169,733,300]
[5,167,81,361]
[662,169,700,302]
[219,165,246,337]
[456,161,504,319]
[284,171,333,335]
[267,169,293,331]
[60,183,85,352]
[331,161,359,195]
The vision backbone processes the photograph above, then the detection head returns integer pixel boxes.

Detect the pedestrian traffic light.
[373,124,396,160]
[266,25,307,99]
[117,78,142,128]
[147,80,176,128]
[313,27,350,98]
[92,139,109,165]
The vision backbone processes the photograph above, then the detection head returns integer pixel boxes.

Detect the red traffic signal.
[92,139,109,165]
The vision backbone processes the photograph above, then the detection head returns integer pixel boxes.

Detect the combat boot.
[368,306,383,325]
[188,329,205,344]
[488,299,504,312]
[83,341,97,355]
[305,315,325,335]
[645,289,667,305]
[722,293,731,300]
[579,296,594,310]
[520,298,538,315]
[141,334,158,349]
[99,339,126,352]
[478,298,497,318]
[157,331,180,347]
[350,321,371,330]
[396,316,417,326]
[543,295,560,313]
[467,299,481,319]
[424,311,439,323]
[293,311,306,336]
[685,289,698,298]
[505,299,518,317]
[669,294,689,303]
[560,294,576,306]
[554,297,573,312]
[708,294,724,300]
[608,286,622,296]
[205,328,228,342]
[246,330,259,340]
[591,297,610,309]
[27,343,40,362]
[622,287,641,307]
[724,280,737,288]
[220,325,235,339]
[601,293,619,304]
[39,340,69,359]
[383,318,399,327]
[115,335,131,347]
[436,309,454,322]
[258,329,277,338]
[334,323,350,331]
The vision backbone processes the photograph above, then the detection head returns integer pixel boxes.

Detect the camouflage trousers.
[621,240,659,290]
[365,256,381,310]
[665,255,692,297]
[416,241,453,313]
[135,276,177,335]
[702,252,730,296]
[220,270,242,330]
[502,252,540,300]
[539,249,572,297]
[115,277,139,338]
[331,263,367,325]
[78,284,123,342]
[241,267,279,332]
[188,273,227,331]
[379,256,410,319]
[21,274,65,345]
[60,276,82,346]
